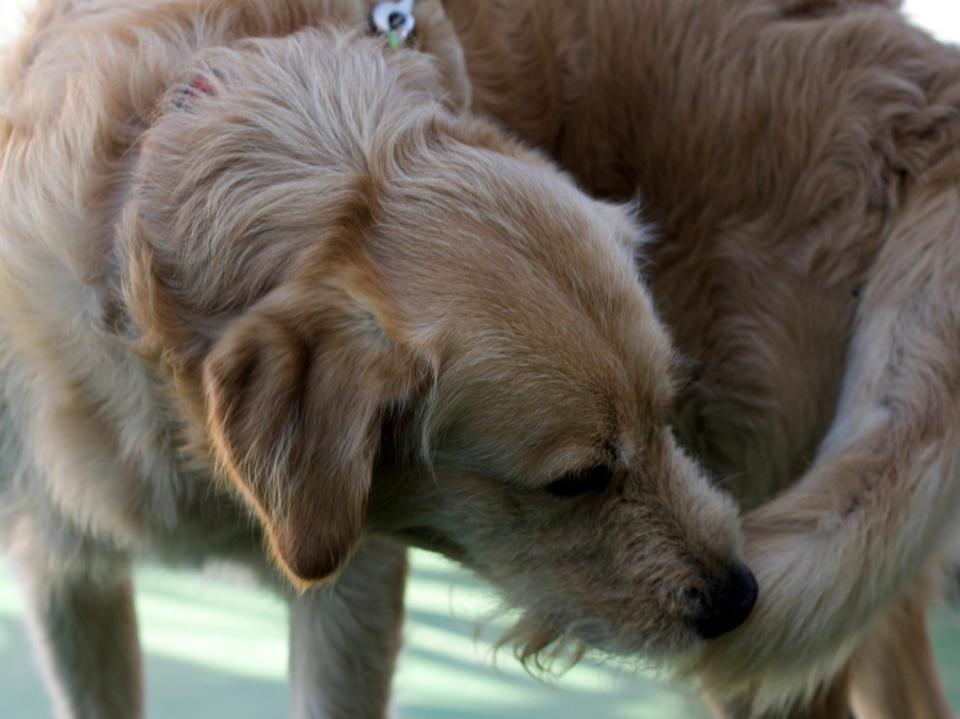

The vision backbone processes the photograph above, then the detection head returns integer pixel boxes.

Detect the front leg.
[289,538,408,719]
[690,186,960,712]
[11,541,142,719]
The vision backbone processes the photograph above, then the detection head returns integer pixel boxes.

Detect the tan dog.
[0,0,758,717]
[443,0,960,716]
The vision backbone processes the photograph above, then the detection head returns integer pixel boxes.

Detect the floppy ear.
[202,282,421,586]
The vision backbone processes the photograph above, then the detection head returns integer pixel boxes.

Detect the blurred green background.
[0,551,957,718]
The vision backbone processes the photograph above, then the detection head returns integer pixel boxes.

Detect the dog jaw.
[361,155,752,662]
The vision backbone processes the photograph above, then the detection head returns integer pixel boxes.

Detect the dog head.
[123,28,754,664]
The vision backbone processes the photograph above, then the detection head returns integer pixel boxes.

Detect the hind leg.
[850,587,953,719]
[8,518,142,719]
[692,186,960,709]
[714,587,955,719]
[707,673,852,719]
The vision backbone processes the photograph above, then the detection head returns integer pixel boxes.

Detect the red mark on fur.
[175,73,220,109]
[189,75,216,97]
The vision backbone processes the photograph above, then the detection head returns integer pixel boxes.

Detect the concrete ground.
[0,552,958,718]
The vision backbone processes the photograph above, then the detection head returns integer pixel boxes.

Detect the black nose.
[694,562,758,640]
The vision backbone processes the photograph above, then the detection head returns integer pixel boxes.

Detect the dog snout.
[693,562,758,640]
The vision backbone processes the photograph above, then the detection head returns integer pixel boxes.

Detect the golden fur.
[0,1,756,716]
[443,0,960,715]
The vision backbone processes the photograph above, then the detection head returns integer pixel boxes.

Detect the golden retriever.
[443,0,960,716]
[0,0,756,716]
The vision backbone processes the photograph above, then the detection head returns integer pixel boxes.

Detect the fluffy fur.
[442,0,960,715]
[0,1,753,717]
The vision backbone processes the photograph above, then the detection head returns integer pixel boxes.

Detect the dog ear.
[202,281,422,586]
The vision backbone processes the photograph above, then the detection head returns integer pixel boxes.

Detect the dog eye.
[545,465,613,498]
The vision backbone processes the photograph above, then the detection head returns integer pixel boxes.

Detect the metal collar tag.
[371,0,416,48]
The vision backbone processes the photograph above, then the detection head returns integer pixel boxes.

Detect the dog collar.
[176,5,415,109]
[371,0,416,48]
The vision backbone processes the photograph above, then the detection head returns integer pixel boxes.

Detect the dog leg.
[288,538,407,719]
[707,671,852,719]
[13,552,142,719]
[850,588,953,719]
[692,186,960,709]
